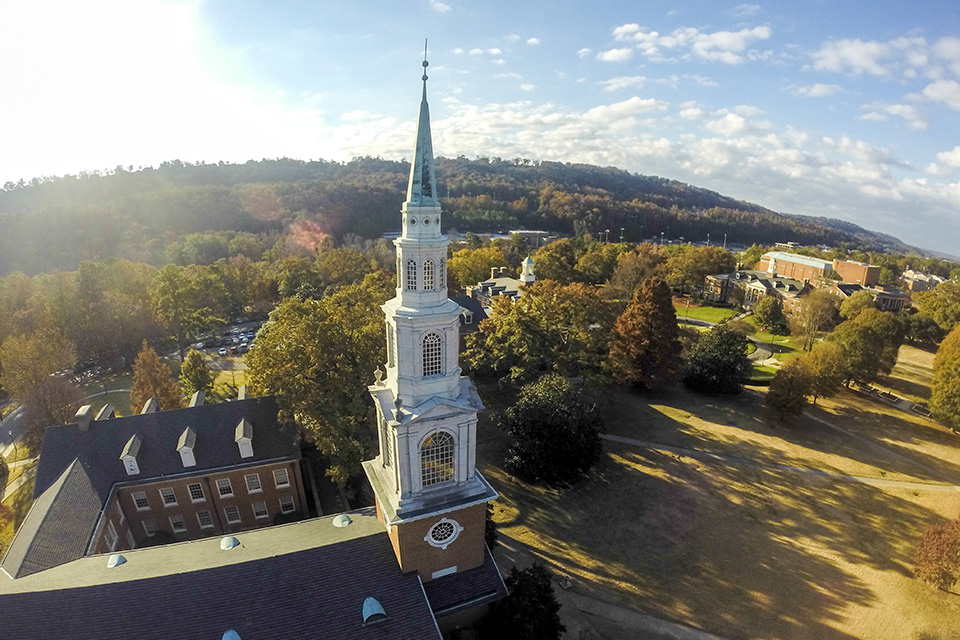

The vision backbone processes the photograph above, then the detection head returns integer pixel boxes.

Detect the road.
[679,318,774,363]
[0,405,26,456]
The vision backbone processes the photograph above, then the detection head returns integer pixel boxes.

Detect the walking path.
[602,433,960,493]
[1,462,37,502]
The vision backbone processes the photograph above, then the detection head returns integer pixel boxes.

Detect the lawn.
[743,315,807,363]
[674,303,737,324]
[0,477,35,561]
[477,364,960,639]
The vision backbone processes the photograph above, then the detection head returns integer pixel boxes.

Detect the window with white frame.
[252,501,269,519]
[188,482,205,502]
[406,260,417,290]
[224,505,242,524]
[273,468,290,488]
[421,431,455,487]
[159,487,177,507]
[216,478,234,497]
[132,491,150,511]
[115,501,125,525]
[422,332,443,377]
[105,521,119,551]
[142,518,158,537]
[423,259,435,290]
[279,495,296,514]
[197,510,214,529]
[245,473,262,494]
[169,514,187,533]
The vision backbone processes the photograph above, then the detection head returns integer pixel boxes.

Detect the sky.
[2,1,960,255]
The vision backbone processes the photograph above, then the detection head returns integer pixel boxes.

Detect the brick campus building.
[0,56,505,639]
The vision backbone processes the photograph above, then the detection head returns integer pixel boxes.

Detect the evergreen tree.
[179,349,214,399]
[131,342,183,412]
[609,277,681,389]
[681,325,752,394]
[931,326,960,431]
[766,359,813,419]
[494,374,604,486]
[481,563,566,640]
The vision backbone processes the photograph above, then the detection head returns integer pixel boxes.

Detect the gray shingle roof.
[422,545,507,616]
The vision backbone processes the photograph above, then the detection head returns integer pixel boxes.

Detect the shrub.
[915,519,960,590]
[480,563,565,640]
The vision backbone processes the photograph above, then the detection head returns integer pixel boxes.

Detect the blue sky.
[2,1,959,255]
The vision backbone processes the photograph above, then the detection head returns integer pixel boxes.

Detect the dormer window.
[235,418,253,458]
[120,434,141,476]
[177,427,197,467]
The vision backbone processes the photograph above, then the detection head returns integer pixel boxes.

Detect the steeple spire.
[405,40,439,207]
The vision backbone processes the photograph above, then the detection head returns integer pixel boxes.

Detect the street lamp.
[620,227,625,243]
[604,229,610,243]
[8,429,18,463]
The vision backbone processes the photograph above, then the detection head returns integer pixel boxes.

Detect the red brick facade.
[832,259,880,287]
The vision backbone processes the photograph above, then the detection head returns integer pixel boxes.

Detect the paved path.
[678,317,774,363]
[602,433,960,493]
[1,462,37,502]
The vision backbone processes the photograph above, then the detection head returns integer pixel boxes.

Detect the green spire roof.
[404,55,439,208]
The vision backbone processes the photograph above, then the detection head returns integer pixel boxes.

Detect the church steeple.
[405,49,439,208]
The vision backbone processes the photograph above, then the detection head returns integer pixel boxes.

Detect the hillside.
[0,157,912,275]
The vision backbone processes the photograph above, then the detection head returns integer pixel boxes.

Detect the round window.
[423,217,431,225]
[425,518,462,549]
[435,217,440,225]
[409,217,417,225]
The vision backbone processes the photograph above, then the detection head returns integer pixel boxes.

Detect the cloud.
[577,48,592,58]
[597,47,633,62]
[601,75,646,91]
[468,48,483,55]
[810,36,930,77]
[923,80,960,109]
[429,0,451,13]
[527,37,540,46]
[452,47,464,54]
[704,113,770,136]
[936,145,960,168]
[611,24,772,64]
[793,83,842,97]
[488,48,502,55]
[520,83,535,92]
[505,34,520,43]
[731,4,761,18]
[861,104,929,130]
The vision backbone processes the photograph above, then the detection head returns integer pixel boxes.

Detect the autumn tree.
[574,243,625,284]
[839,289,875,321]
[447,246,507,289]
[481,563,566,640]
[753,296,784,331]
[664,245,736,294]
[0,328,75,403]
[790,289,839,351]
[829,307,904,386]
[21,377,83,453]
[150,264,227,361]
[681,325,751,394]
[131,342,183,412]
[766,359,814,420]
[465,280,616,384]
[914,281,960,332]
[902,313,945,347]
[494,374,603,487]
[609,277,681,389]
[607,243,666,298]
[179,349,215,399]
[532,239,579,285]
[915,519,960,590]
[246,271,392,485]
[314,247,374,290]
[930,326,960,431]
[801,342,847,404]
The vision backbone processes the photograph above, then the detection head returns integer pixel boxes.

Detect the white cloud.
[810,36,930,77]
[611,24,772,64]
[734,105,764,116]
[488,48,502,55]
[505,34,521,43]
[923,80,960,109]
[793,83,842,97]
[527,37,540,46]
[520,83,535,92]
[429,0,451,13]
[577,48,592,58]
[731,4,761,18]
[493,59,506,65]
[468,48,483,55]
[679,106,704,120]
[936,145,960,168]
[452,47,464,54]
[495,72,522,80]
[597,47,633,62]
[705,113,751,135]
[601,75,646,91]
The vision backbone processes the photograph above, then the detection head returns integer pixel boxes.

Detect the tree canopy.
[0,328,75,403]
[789,289,839,351]
[179,349,215,399]
[828,308,904,386]
[481,563,566,640]
[609,277,681,389]
[931,326,960,431]
[681,325,752,394]
[914,281,960,333]
[130,342,183,412]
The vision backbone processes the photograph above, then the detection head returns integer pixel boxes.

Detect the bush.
[480,563,565,640]
[915,519,960,590]
[494,373,604,486]
[682,325,751,395]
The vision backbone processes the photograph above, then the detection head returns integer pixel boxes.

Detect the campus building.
[0,55,505,639]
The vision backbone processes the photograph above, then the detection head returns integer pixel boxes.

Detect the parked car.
[218,347,228,356]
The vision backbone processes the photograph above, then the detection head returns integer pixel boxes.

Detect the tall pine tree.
[180,349,215,399]
[609,277,681,389]
[131,342,183,412]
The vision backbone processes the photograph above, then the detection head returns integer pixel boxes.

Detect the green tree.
[150,265,226,361]
[738,244,769,270]
[179,349,214,399]
[829,308,904,386]
[914,519,960,591]
[766,359,813,419]
[664,245,736,293]
[902,313,945,347]
[481,563,566,640]
[465,281,616,384]
[314,247,373,289]
[0,328,75,403]
[246,272,392,485]
[681,325,751,394]
[753,296,784,331]
[789,289,839,351]
[801,342,847,404]
[494,374,603,486]
[532,239,579,285]
[574,243,624,284]
[21,377,83,453]
[930,326,960,431]
[914,281,960,333]
[447,246,507,289]
[609,277,681,389]
[131,342,183,412]
[839,289,875,321]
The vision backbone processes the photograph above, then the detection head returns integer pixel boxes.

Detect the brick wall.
[833,260,880,287]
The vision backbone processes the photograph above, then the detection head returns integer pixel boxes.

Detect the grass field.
[478,349,960,639]
[0,477,35,560]
[674,304,738,324]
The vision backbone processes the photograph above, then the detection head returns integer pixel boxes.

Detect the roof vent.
[177,427,197,467]
[362,597,387,624]
[74,405,93,433]
[333,514,352,528]
[106,554,126,568]
[237,385,247,401]
[140,397,159,414]
[222,631,241,640]
[220,536,240,550]
[95,404,115,421]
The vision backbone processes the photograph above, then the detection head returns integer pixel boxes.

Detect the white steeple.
[520,256,536,285]
[363,50,495,551]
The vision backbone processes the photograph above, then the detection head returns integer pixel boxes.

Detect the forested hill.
[0,156,910,275]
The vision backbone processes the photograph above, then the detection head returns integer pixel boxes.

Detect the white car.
[218,347,228,356]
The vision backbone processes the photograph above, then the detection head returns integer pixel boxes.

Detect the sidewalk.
[1,462,37,502]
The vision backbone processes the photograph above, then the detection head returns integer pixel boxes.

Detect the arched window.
[423,259,435,290]
[406,260,417,290]
[439,258,446,288]
[421,431,455,487]
[422,332,443,377]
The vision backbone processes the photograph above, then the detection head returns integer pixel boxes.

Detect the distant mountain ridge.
[0,156,922,275]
